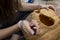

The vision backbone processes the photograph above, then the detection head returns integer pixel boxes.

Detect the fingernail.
[30,30,34,35]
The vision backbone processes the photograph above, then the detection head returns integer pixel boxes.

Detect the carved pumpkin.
[23,8,60,40]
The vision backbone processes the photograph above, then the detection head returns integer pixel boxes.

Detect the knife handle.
[31,25,36,35]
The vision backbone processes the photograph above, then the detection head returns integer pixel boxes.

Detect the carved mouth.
[39,14,55,26]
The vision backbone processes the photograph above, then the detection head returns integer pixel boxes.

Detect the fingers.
[39,4,49,10]
[47,5,56,11]
[39,4,55,12]
[22,20,34,35]
[33,22,39,34]
[30,20,39,34]
[21,20,39,35]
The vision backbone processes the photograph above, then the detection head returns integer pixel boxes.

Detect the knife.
[30,14,36,35]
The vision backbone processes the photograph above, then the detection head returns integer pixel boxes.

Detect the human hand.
[38,4,55,11]
[47,5,56,11]
[21,20,39,35]
[29,20,39,35]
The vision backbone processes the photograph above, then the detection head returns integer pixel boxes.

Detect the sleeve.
[15,11,33,35]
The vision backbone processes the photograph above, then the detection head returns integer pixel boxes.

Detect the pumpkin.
[22,8,60,40]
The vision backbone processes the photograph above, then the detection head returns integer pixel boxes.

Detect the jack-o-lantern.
[23,8,60,40]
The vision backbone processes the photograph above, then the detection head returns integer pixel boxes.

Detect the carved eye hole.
[39,14,55,26]
[35,10,40,13]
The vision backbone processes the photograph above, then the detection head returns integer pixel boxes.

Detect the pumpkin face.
[27,8,59,28]
[24,8,60,40]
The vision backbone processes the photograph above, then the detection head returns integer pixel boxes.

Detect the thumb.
[22,20,34,35]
